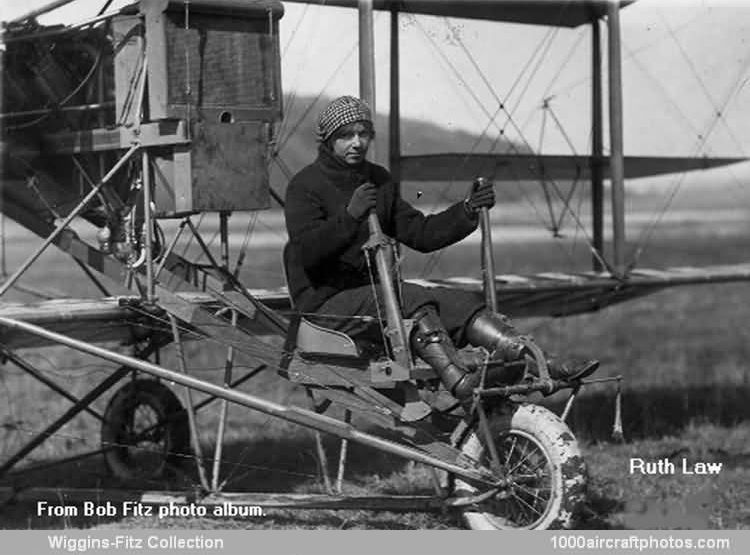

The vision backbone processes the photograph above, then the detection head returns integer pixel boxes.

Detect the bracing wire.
[413,18,562,277]
[657,10,746,156]
[0,404,321,490]
[11,294,404,491]
[7,41,105,131]
[414,9,606,278]
[122,300,431,434]
[627,11,750,269]
[277,2,315,143]
[276,42,358,155]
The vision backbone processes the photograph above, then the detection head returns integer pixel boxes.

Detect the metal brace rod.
[307,389,333,494]
[168,314,211,492]
[219,212,230,274]
[1,348,105,422]
[0,364,132,476]
[0,316,499,487]
[479,199,498,312]
[475,400,502,474]
[0,337,167,478]
[8,0,77,24]
[154,219,189,281]
[211,309,237,492]
[561,383,582,422]
[0,144,139,298]
[185,218,223,274]
[335,409,352,493]
[142,151,155,302]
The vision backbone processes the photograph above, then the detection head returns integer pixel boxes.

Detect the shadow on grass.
[0,432,425,529]
[576,491,628,530]
[547,383,750,442]
[3,383,749,528]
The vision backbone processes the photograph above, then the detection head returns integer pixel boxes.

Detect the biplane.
[0,0,747,530]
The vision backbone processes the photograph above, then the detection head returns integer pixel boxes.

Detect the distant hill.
[269,94,532,206]
[268,95,750,211]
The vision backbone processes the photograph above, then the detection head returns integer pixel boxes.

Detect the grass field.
[0,205,749,530]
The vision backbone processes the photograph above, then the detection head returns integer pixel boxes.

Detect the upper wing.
[282,0,634,28]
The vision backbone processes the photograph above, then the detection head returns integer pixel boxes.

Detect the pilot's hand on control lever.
[347,182,378,220]
[464,178,496,216]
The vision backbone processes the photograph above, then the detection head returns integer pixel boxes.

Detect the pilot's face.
[331,121,373,166]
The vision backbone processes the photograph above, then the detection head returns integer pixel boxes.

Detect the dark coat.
[284,145,478,313]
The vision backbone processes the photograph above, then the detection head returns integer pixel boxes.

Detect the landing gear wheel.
[101,379,190,482]
[454,403,586,529]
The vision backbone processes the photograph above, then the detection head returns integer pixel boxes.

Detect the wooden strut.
[335,409,352,494]
[0,347,106,423]
[479,202,498,312]
[168,314,211,492]
[0,144,139,298]
[0,368,132,476]
[0,487,458,513]
[358,0,411,374]
[0,338,162,477]
[211,309,237,492]
[607,0,626,277]
[306,389,334,494]
[3,363,271,484]
[2,174,462,470]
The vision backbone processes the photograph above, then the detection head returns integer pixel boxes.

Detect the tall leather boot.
[410,305,479,401]
[465,308,599,381]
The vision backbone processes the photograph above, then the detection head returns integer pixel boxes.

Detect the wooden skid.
[0,488,446,513]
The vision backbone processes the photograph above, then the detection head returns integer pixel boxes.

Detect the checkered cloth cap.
[316,96,372,142]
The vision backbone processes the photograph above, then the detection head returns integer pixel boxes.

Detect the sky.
[2,0,750,190]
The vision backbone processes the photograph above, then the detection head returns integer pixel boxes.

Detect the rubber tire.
[453,403,586,530]
[101,379,190,482]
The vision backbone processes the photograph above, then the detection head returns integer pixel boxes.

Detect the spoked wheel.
[101,379,190,482]
[453,403,586,529]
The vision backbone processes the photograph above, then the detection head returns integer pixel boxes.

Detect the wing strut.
[607,1,626,277]
[591,16,605,272]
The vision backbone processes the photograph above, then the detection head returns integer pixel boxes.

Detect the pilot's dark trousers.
[309,282,485,346]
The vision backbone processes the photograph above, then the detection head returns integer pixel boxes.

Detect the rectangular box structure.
[130,0,283,215]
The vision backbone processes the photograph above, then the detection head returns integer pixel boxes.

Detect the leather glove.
[464,178,496,216]
[347,182,378,220]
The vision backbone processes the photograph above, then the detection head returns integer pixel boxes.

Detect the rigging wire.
[97,0,115,16]
[623,43,702,140]
[276,41,359,155]
[121,302,425,431]
[446,19,614,273]
[233,213,259,279]
[536,105,558,233]
[0,416,321,489]
[552,9,707,99]
[628,98,746,269]
[541,27,587,102]
[627,13,750,268]
[657,10,746,156]
[545,102,585,233]
[7,41,105,131]
[411,18,559,277]
[413,11,607,278]
[0,302,362,491]
[277,2,314,143]
[416,17,558,201]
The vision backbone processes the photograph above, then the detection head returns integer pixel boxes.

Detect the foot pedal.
[400,400,432,422]
[564,360,600,381]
